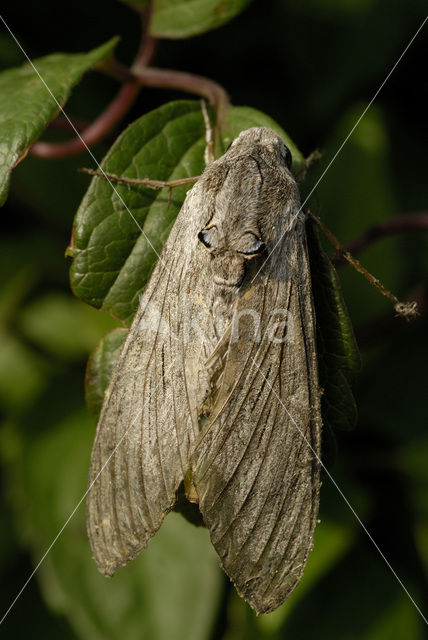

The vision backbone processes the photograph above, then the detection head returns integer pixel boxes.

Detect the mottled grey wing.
[87,184,215,576]
[192,222,322,614]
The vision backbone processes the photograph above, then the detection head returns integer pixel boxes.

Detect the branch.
[30,83,141,158]
[332,212,428,265]
[30,0,229,161]
[310,211,418,319]
[79,168,199,207]
[130,65,230,125]
[98,58,230,123]
[79,168,199,189]
[48,116,89,132]
[356,286,426,348]
[295,149,322,182]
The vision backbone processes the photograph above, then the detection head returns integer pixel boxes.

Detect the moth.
[87,127,322,615]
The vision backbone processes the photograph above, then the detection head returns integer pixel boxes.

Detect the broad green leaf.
[0,37,118,207]
[307,223,360,444]
[17,293,119,362]
[85,327,128,419]
[69,100,207,324]
[150,0,253,39]
[0,332,49,415]
[0,267,51,415]
[3,404,222,640]
[119,0,252,37]
[69,99,302,324]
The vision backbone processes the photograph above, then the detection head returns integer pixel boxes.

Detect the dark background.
[0,1,427,638]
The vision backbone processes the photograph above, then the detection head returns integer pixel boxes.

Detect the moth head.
[198,226,265,260]
[279,142,292,171]
[226,127,293,171]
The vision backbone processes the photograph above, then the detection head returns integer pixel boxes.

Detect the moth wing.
[87,184,214,576]
[192,224,322,614]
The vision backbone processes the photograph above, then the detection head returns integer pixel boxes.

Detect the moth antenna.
[201,100,215,166]
[79,167,199,191]
[309,211,418,320]
[295,149,323,182]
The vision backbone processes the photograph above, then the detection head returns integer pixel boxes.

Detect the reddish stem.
[29,0,228,161]
[48,116,89,132]
[131,65,230,124]
[332,212,428,266]
[31,83,140,158]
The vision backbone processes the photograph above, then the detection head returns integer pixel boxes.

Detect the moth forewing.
[86,183,216,575]
[191,184,321,614]
[87,127,322,615]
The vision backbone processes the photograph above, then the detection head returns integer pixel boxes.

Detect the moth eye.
[198,227,219,250]
[283,145,292,170]
[198,229,212,248]
[236,234,266,257]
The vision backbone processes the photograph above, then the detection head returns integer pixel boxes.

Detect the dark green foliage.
[0,38,118,206]
[307,223,361,466]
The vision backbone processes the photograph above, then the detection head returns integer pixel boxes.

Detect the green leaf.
[17,293,120,363]
[69,100,206,324]
[307,223,361,447]
[0,266,49,415]
[0,37,118,207]
[3,404,222,640]
[85,327,128,419]
[69,99,302,324]
[0,332,49,415]
[150,0,253,39]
